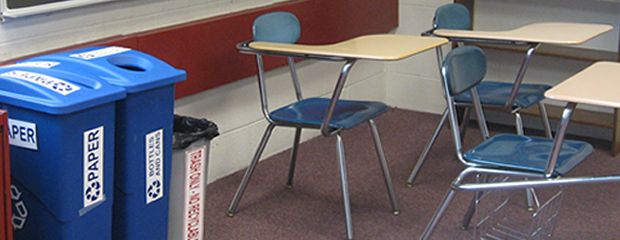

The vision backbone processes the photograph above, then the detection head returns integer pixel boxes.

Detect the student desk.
[239,34,448,239]
[420,61,620,240]
[246,34,448,137]
[455,61,620,191]
[434,22,612,142]
[469,61,620,189]
[544,62,620,181]
[433,22,612,109]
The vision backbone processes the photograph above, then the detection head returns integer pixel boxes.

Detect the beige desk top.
[545,62,620,108]
[249,34,448,61]
[434,22,612,45]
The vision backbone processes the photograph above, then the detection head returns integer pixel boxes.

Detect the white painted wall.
[0,0,387,183]
[385,0,452,114]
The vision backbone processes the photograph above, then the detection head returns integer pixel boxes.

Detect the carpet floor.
[203,108,620,239]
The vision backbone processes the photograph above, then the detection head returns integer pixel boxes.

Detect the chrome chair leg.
[515,111,525,135]
[513,112,542,210]
[526,185,541,211]
[421,189,457,240]
[515,112,534,214]
[459,106,471,141]
[336,134,354,240]
[460,192,479,230]
[407,109,449,187]
[227,124,276,217]
[460,174,485,230]
[369,119,400,215]
[287,127,302,188]
[538,102,553,139]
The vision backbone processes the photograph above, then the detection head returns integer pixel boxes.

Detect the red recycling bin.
[0,110,12,240]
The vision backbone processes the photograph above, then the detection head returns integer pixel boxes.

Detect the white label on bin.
[12,61,60,69]
[183,146,207,240]
[83,126,104,208]
[7,119,37,151]
[70,46,131,60]
[146,129,164,204]
[1,70,80,96]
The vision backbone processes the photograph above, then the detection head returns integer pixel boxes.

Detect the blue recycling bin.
[22,46,186,240]
[0,65,125,239]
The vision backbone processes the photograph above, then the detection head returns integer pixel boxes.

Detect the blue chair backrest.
[442,46,486,96]
[434,3,471,30]
[253,11,301,43]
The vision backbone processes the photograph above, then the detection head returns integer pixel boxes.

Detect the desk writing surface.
[545,61,620,108]
[249,34,448,61]
[434,22,612,45]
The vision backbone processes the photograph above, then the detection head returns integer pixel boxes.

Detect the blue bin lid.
[0,65,126,115]
[20,46,187,93]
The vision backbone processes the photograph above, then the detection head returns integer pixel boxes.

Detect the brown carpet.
[203,108,620,239]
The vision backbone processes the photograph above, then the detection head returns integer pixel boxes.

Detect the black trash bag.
[173,114,219,150]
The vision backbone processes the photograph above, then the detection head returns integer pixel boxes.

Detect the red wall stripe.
[2,0,398,99]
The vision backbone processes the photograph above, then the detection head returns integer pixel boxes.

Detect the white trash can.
[168,115,218,240]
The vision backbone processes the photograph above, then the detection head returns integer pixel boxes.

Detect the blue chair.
[227,12,399,240]
[408,3,554,186]
[419,46,593,239]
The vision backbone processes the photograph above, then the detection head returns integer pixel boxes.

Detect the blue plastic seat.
[464,134,592,176]
[270,97,388,129]
[454,81,551,108]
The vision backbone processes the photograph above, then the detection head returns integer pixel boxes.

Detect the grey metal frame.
[418,67,620,239]
[228,41,400,240]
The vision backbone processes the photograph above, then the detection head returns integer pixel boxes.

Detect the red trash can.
[0,110,12,240]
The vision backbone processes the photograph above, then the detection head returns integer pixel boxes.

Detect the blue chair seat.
[269,97,389,129]
[464,134,593,177]
[454,81,551,108]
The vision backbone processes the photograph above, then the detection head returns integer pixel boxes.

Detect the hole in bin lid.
[18,46,186,94]
[107,55,152,72]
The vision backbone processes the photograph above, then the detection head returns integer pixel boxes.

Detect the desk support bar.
[545,102,577,177]
[320,60,356,136]
[255,54,275,123]
[446,37,530,46]
[505,43,540,110]
[471,88,490,139]
[287,57,304,101]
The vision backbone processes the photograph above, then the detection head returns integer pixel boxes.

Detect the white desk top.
[249,34,448,61]
[545,61,620,108]
[434,22,612,45]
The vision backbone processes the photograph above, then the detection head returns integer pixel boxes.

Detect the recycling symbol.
[85,181,101,202]
[147,180,162,199]
[11,185,28,230]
